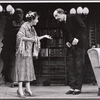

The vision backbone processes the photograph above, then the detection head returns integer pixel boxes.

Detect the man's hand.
[72,38,79,45]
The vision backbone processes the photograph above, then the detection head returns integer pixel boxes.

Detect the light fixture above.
[0,4,15,15]
[82,7,89,15]
[0,5,3,12]
[70,6,89,20]
[70,8,76,14]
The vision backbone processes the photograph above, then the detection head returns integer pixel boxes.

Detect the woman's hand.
[44,35,52,39]
[38,35,52,41]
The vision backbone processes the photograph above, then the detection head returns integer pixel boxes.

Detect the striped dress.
[13,22,37,82]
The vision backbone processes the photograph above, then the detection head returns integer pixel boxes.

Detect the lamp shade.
[6,5,15,15]
[83,7,89,15]
[0,5,3,12]
[10,7,15,15]
[77,6,83,14]
[6,5,13,12]
[70,8,76,14]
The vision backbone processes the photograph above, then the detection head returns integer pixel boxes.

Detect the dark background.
[0,2,99,85]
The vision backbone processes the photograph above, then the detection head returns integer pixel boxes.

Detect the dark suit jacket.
[59,14,87,50]
[60,14,87,47]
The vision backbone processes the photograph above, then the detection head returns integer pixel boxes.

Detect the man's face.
[53,11,64,22]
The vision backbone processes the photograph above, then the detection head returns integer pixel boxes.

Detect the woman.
[14,11,52,98]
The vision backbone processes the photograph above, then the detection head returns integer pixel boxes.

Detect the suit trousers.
[66,44,87,90]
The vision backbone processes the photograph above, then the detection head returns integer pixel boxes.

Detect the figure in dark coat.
[53,8,88,95]
[1,8,24,82]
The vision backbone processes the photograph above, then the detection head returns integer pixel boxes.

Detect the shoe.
[24,89,33,96]
[73,91,81,95]
[11,84,14,88]
[66,90,74,94]
[98,88,100,96]
[17,90,26,98]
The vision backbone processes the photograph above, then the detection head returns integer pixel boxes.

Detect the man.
[53,8,88,95]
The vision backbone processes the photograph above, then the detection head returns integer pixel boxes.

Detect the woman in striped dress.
[14,11,52,98]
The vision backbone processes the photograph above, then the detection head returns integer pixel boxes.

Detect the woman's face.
[31,17,39,26]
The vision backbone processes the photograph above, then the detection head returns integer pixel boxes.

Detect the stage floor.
[0,83,99,99]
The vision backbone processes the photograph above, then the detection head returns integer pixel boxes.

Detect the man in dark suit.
[53,8,88,95]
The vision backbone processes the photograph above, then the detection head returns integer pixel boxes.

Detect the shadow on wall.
[0,14,6,76]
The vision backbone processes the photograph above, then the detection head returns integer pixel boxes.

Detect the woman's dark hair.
[25,11,39,21]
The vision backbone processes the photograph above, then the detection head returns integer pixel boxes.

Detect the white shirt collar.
[64,14,67,23]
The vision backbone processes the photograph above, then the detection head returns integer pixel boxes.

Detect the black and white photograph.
[0,1,100,99]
